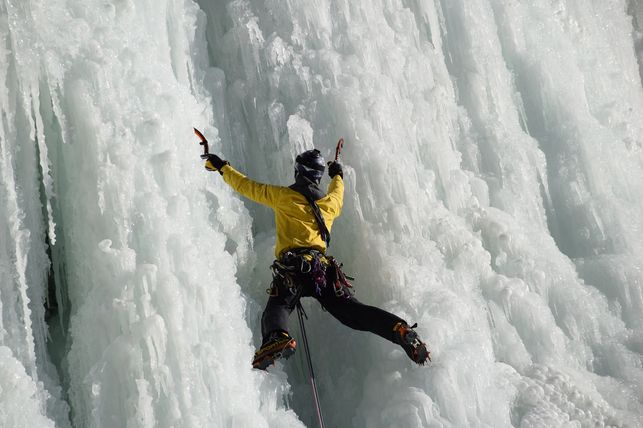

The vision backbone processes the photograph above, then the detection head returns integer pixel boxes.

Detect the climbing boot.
[252,331,297,370]
[393,322,431,365]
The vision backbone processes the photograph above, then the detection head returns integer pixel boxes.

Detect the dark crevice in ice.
[36,80,75,427]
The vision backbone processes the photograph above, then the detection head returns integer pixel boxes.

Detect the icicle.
[32,86,57,246]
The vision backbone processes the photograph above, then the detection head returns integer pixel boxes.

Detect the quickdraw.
[328,257,354,298]
[268,259,297,295]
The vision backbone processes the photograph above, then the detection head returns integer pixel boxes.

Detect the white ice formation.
[1,1,643,427]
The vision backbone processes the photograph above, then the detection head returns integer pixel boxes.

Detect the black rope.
[289,179,331,247]
[302,193,331,247]
[296,302,325,428]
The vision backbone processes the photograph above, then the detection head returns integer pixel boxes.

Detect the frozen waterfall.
[1,0,643,427]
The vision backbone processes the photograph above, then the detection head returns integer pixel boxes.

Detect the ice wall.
[1,0,643,427]
[1,0,302,427]
[198,0,643,426]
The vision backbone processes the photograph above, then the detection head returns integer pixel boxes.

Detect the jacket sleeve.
[220,164,281,208]
[325,175,344,217]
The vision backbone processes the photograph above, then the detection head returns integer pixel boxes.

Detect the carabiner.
[300,259,312,273]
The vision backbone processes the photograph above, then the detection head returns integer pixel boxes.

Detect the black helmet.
[295,149,325,183]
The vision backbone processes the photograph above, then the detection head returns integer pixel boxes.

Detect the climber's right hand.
[327,161,343,179]
[201,153,229,174]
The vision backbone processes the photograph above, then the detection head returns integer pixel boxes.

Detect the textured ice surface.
[0,347,55,427]
[1,0,643,427]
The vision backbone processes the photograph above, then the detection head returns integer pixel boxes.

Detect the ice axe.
[334,138,344,162]
[193,127,209,157]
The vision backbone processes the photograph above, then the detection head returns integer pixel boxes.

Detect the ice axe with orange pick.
[194,127,209,156]
[334,138,344,162]
[194,127,229,173]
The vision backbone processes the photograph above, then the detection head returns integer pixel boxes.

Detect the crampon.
[252,332,297,370]
[393,322,431,365]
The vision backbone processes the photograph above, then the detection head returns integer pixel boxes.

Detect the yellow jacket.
[220,164,344,258]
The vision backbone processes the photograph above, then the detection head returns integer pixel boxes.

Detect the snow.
[1,0,643,427]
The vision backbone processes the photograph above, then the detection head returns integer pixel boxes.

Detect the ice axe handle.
[334,138,344,162]
[194,128,209,156]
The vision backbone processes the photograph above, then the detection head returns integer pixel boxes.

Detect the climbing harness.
[268,249,328,297]
[268,249,354,299]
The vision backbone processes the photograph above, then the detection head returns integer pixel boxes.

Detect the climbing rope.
[296,302,325,428]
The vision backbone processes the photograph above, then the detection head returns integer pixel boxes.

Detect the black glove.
[201,153,229,174]
[327,161,343,178]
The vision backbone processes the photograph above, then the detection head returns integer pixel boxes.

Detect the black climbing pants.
[261,261,406,345]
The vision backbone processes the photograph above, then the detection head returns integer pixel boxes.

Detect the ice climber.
[202,146,430,369]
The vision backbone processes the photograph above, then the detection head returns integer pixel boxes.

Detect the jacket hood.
[289,175,325,201]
